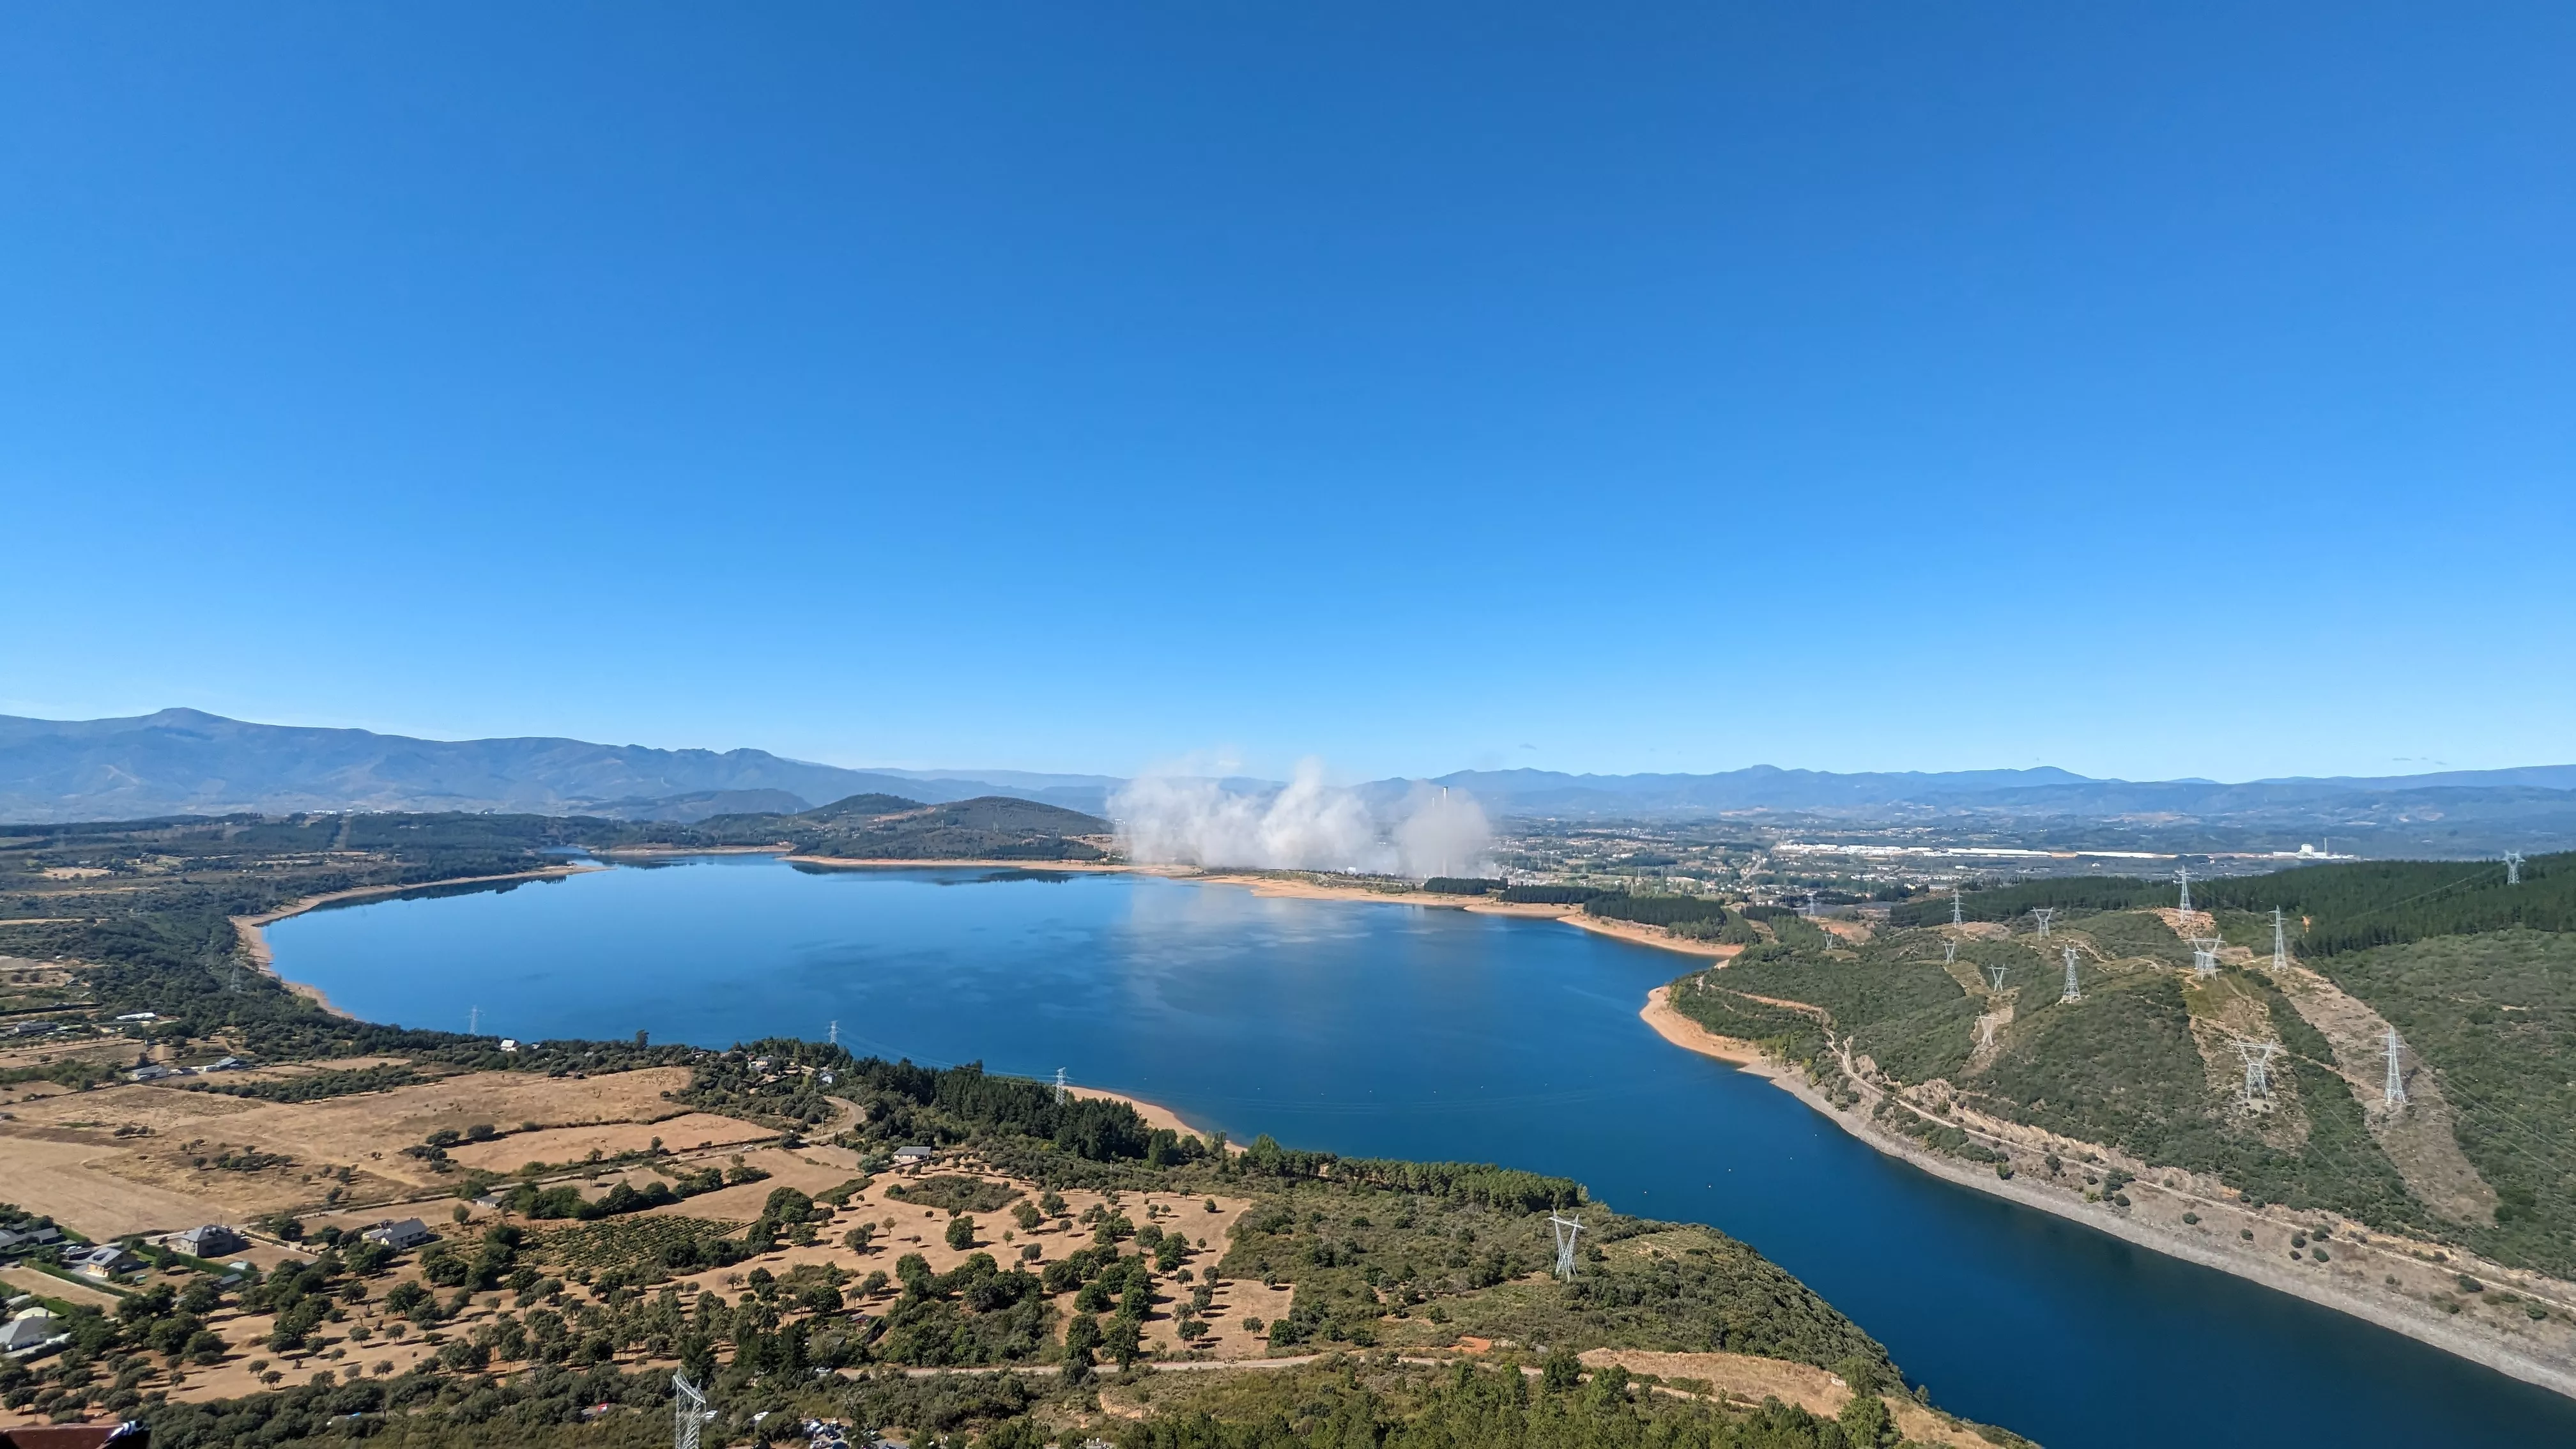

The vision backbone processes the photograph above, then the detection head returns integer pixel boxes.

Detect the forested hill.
[613,793,1114,861]
[1894,852,2574,956]
[1671,850,2576,1289]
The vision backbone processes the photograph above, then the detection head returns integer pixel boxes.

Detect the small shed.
[892,1146,936,1167]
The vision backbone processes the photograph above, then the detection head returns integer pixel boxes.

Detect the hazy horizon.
[5,704,2567,792]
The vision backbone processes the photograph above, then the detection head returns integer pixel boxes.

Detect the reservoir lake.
[266,857,2576,1449]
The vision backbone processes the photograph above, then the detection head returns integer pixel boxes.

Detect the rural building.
[893,1145,936,1167]
[0,1226,62,1257]
[362,1218,433,1250]
[169,1224,245,1257]
[126,1064,179,1082]
[1,1307,63,1354]
[70,1244,139,1278]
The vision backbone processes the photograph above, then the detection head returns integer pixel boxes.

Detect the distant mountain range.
[1,711,2570,854]
[0,709,1118,822]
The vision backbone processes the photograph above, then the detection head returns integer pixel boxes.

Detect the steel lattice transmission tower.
[2272,908,2288,972]
[1054,1068,1068,1105]
[1548,1215,1584,1281]
[2030,908,2055,939]
[671,1374,709,1449]
[2174,865,2193,916]
[2231,1038,2282,1105]
[1952,887,1963,926]
[1986,965,2007,991]
[2506,851,2526,885]
[1943,940,1958,967]
[2191,936,2223,980]
[827,1020,838,1046]
[2382,1028,2409,1107]
[2060,946,2082,1004]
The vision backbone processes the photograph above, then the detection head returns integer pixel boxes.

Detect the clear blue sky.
[6,4,2569,783]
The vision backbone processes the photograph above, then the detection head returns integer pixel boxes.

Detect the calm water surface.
[268,858,2576,1448]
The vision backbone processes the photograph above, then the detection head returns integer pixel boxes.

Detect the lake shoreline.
[231,864,606,1019]
[1640,986,2576,1402]
[1177,871,1742,958]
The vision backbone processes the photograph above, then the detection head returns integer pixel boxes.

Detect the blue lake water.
[266,857,2576,1448]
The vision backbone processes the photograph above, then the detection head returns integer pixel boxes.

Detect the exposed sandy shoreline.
[786,855,1130,871]
[1178,871,1740,958]
[230,864,604,1019]
[1063,1084,1245,1154]
[1640,986,2576,1401]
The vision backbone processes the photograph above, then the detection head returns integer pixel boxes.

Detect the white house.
[1,1307,63,1354]
[892,1145,936,1167]
[362,1218,434,1250]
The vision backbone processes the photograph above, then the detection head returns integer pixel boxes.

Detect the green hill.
[601,793,1113,860]
[1680,856,2576,1277]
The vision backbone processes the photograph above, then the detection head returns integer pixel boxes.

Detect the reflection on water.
[272,857,2576,1449]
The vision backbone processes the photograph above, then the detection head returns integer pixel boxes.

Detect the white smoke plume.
[1111,760,1493,878]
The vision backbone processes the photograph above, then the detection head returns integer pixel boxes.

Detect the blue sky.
[5,3,2570,783]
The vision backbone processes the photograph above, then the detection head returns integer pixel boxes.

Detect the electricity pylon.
[1986,965,2007,991]
[2505,851,2525,885]
[2272,908,2288,972]
[1951,887,1963,926]
[672,1374,709,1449]
[2191,937,2223,980]
[2175,865,2193,916]
[2231,1039,2282,1105]
[1549,1215,1584,1281]
[1054,1068,1068,1105]
[2030,908,2055,939]
[2382,1028,2408,1107]
[2060,946,2082,1004]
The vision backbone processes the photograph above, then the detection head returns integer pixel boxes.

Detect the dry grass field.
[446,1112,772,1172]
[0,1066,703,1233]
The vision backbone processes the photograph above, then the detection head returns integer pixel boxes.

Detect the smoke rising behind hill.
[1110,761,1492,877]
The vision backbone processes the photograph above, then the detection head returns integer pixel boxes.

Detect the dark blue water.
[268,858,2576,1448]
